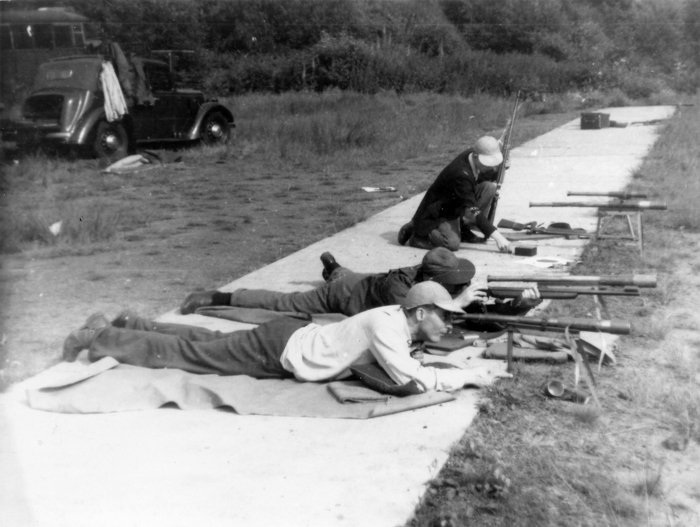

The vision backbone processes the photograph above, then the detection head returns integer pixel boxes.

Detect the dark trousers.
[229,269,369,316]
[409,181,496,251]
[88,316,310,377]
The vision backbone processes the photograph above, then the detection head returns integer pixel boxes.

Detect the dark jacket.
[347,266,529,323]
[411,148,497,237]
[345,266,420,315]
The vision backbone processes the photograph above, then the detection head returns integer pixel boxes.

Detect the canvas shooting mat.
[23,358,456,419]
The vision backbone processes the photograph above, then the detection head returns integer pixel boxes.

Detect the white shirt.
[281,306,471,392]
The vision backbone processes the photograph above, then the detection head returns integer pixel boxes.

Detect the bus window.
[72,24,85,46]
[12,24,34,49]
[34,24,53,48]
[54,24,73,48]
[0,25,12,50]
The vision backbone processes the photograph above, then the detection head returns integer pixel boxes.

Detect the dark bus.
[0,7,90,106]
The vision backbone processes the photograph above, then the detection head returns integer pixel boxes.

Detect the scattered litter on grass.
[102,151,184,174]
[361,186,396,193]
[661,434,689,451]
[49,221,62,236]
[540,379,591,404]
[102,155,155,174]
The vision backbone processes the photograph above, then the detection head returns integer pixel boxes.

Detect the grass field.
[1,89,698,526]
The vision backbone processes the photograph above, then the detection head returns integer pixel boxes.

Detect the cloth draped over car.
[100,62,128,122]
[99,41,156,108]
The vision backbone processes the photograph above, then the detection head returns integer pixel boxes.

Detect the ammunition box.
[514,246,537,256]
[580,112,610,129]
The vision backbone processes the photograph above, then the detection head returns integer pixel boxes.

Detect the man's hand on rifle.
[454,283,488,308]
[512,286,542,309]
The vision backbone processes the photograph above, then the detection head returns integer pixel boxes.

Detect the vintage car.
[1,55,234,160]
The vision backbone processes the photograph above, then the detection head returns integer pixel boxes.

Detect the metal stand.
[506,325,514,373]
[576,336,597,386]
[596,209,644,255]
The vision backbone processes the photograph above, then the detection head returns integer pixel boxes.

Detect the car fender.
[72,109,133,145]
[186,103,234,141]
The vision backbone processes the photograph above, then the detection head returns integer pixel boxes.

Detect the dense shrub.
[67,0,700,98]
[199,38,615,98]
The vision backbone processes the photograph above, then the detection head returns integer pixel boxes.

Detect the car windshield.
[33,59,101,92]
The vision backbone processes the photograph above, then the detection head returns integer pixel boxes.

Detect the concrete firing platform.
[0,106,675,527]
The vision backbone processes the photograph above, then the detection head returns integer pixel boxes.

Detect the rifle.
[486,273,656,318]
[567,191,648,200]
[487,273,656,287]
[454,313,630,374]
[487,91,522,224]
[455,313,631,335]
[530,201,667,211]
[497,219,591,238]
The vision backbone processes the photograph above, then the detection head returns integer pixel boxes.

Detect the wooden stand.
[596,209,644,255]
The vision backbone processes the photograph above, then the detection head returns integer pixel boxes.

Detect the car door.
[130,61,188,141]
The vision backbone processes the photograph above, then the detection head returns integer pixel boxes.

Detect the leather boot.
[62,312,110,362]
[62,328,95,362]
[398,221,415,246]
[112,309,139,328]
[180,290,232,314]
[320,252,341,281]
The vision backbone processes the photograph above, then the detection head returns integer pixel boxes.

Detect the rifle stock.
[486,91,521,224]
[455,313,631,335]
[487,274,657,288]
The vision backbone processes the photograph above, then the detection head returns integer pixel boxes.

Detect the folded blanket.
[327,380,390,403]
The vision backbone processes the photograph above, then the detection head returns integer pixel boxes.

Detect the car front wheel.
[93,121,129,161]
[200,111,230,146]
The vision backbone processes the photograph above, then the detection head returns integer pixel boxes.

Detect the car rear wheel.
[201,111,230,146]
[93,121,129,161]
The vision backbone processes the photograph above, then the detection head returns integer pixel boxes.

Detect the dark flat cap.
[420,248,476,285]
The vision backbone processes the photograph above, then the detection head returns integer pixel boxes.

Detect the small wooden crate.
[580,112,610,129]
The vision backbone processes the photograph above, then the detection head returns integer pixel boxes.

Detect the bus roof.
[1,9,88,24]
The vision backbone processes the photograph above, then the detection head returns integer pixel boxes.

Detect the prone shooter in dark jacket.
[180,248,539,321]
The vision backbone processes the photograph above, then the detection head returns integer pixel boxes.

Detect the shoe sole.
[62,329,88,362]
[81,312,109,331]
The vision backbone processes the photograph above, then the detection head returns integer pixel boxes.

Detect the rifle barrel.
[530,201,667,210]
[487,91,521,224]
[567,191,648,199]
[487,274,657,288]
[456,313,631,335]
